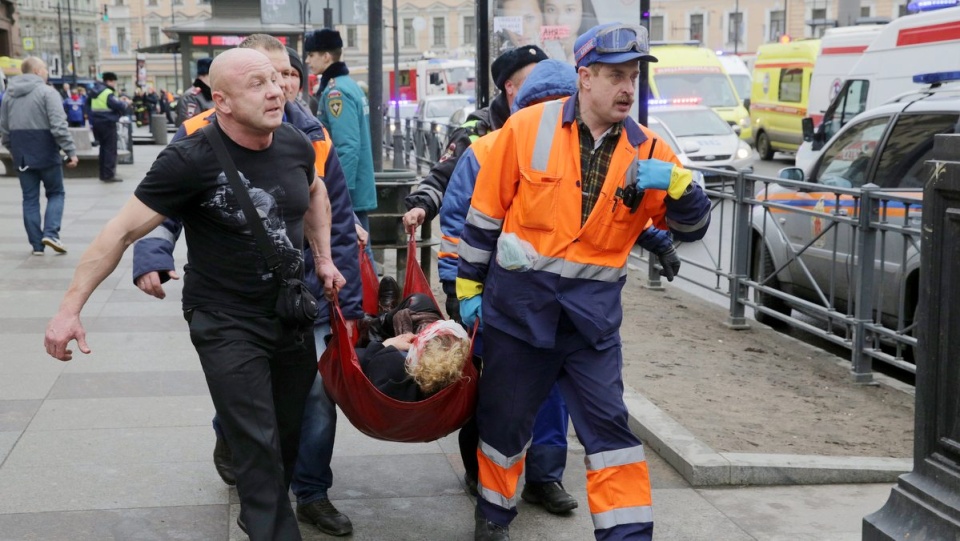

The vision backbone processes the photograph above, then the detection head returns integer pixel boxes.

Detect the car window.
[874,113,960,189]
[778,68,803,103]
[425,98,470,119]
[823,80,870,141]
[652,109,732,137]
[814,115,892,189]
[728,74,751,101]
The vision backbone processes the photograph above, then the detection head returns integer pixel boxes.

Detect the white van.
[718,54,752,102]
[797,6,960,170]
[807,24,885,127]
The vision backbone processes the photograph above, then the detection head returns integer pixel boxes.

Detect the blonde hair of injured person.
[405,320,471,395]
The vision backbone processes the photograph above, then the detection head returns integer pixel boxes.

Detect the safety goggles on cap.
[575,24,658,68]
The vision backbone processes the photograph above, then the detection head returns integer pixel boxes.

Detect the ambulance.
[749,39,820,159]
[807,24,886,127]
[648,43,752,140]
[797,6,960,170]
[718,54,752,102]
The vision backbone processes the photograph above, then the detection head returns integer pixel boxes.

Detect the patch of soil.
[619,276,914,458]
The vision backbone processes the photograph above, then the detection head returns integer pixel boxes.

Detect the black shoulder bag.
[201,122,319,327]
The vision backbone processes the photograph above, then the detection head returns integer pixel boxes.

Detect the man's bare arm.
[45,197,167,361]
[304,176,345,299]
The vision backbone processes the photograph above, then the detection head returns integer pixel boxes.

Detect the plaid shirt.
[576,104,622,226]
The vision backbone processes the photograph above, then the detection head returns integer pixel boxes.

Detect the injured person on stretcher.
[358,292,471,402]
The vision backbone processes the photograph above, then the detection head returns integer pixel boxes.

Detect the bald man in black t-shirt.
[44,48,344,540]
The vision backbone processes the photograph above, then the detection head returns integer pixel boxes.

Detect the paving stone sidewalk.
[0,138,901,540]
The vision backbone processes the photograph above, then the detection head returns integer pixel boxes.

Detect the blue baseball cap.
[574,23,658,69]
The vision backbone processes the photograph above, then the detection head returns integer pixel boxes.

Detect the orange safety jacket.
[458,95,711,349]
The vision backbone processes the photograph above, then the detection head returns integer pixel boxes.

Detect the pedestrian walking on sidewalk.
[0,56,78,256]
[457,23,712,541]
[44,48,345,541]
[87,71,131,183]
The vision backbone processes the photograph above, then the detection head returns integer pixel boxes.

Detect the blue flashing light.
[907,0,958,12]
[912,71,960,84]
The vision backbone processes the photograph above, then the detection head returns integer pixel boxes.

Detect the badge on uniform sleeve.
[186,103,197,116]
[326,89,344,117]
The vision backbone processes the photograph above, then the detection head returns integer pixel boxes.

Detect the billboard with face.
[492,0,643,64]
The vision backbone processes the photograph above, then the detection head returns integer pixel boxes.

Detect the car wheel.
[751,241,790,328]
[756,131,774,161]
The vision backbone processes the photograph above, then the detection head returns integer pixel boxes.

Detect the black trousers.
[187,310,317,541]
[91,121,117,180]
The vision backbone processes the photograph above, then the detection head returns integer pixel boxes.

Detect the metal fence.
[381,117,923,382]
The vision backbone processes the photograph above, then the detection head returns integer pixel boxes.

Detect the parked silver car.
[750,77,960,352]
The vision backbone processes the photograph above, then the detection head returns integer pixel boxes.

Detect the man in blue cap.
[303,29,377,268]
[176,57,213,127]
[458,23,711,541]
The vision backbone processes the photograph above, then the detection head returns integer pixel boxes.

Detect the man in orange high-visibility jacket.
[458,23,711,541]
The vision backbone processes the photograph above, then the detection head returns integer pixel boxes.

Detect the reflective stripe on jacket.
[457,94,711,349]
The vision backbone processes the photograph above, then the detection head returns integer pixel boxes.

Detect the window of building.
[689,14,703,42]
[897,3,908,17]
[861,6,872,17]
[463,15,475,44]
[811,8,828,37]
[769,10,785,41]
[116,27,126,52]
[147,0,157,6]
[433,17,445,48]
[650,15,664,41]
[346,25,357,48]
[114,0,123,6]
[728,12,743,45]
[403,18,415,47]
[150,26,160,46]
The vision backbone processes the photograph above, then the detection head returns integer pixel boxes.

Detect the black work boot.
[377,275,401,314]
[474,507,510,541]
[520,481,578,514]
[296,498,353,536]
[213,434,236,486]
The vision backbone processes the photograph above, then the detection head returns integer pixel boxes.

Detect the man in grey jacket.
[0,57,78,255]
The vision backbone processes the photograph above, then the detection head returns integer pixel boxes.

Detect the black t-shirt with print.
[135,122,316,317]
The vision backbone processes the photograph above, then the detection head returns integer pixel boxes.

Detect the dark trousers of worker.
[459,381,569,483]
[187,310,317,541]
[91,121,117,180]
[476,316,653,541]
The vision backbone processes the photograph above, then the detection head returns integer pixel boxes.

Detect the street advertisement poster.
[492,0,643,64]
[136,56,147,88]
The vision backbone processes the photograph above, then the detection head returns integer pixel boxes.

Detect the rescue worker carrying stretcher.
[458,23,712,541]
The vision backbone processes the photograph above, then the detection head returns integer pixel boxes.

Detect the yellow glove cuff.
[456,278,484,300]
[668,167,694,200]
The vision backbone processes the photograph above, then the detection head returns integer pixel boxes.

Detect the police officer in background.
[87,72,131,183]
[303,29,378,268]
[176,57,213,127]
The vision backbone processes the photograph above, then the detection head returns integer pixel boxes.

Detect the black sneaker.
[296,498,353,536]
[377,275,401,314]
[213,434,236,486]
[474,507,510,541]
[520,481,578,514]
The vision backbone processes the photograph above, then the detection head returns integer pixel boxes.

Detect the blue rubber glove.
[636,159,676,191]
[460,295,483,328]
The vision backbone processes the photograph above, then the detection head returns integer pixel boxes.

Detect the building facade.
[98,0,211,93]
[648,0,912,56]
[13,0,101,80]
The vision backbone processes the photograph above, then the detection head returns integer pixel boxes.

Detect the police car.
[750,71,960,348]
[647,100,757,185]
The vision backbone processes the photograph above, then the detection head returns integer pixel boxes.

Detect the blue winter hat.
[574,23,658,69]
[512,59,578,113]
[304,29,343,53]
[196,57,213,76]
